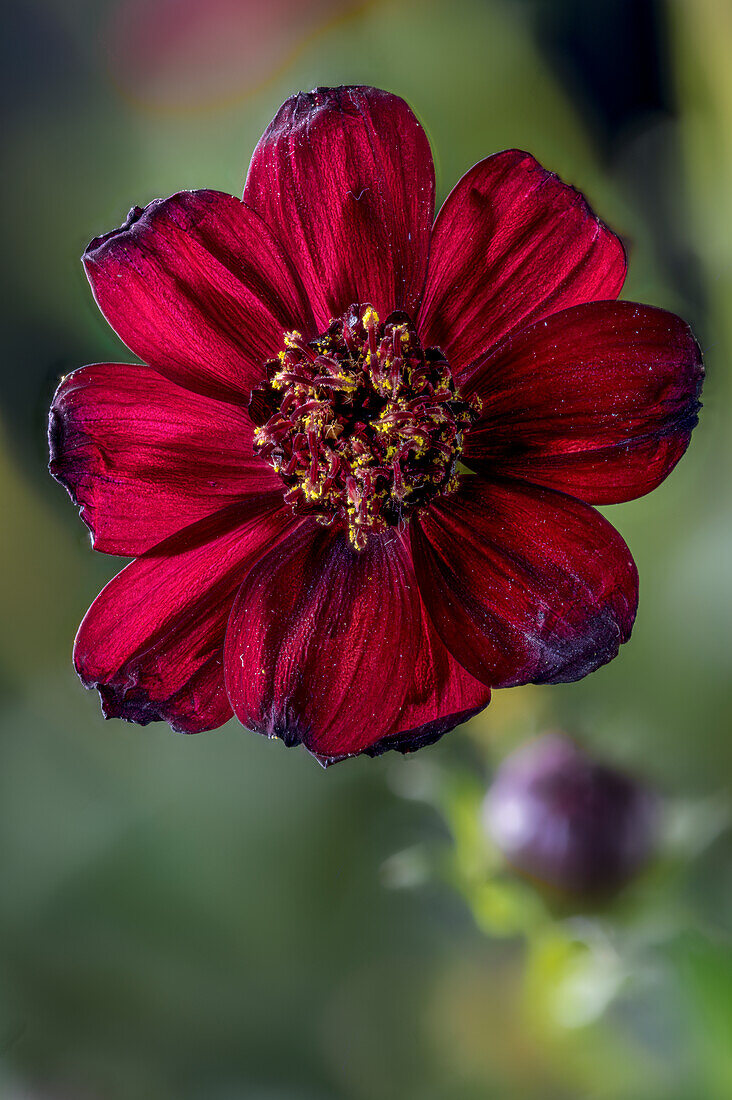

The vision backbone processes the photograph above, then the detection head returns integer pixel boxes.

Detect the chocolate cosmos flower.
[49,86,703,765]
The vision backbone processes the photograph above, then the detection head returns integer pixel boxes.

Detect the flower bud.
[484,733,658,897]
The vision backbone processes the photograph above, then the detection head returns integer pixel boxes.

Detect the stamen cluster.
[250,304,480,549]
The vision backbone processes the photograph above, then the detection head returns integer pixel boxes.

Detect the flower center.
[250,304,480,550]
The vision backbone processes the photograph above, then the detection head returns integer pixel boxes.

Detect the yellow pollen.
[251,304,479,551]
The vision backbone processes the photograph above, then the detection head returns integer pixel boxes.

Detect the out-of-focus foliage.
[1,1,730,1098]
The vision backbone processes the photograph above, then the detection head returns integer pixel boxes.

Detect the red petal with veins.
[411,478,638,689]
[74,496,299,734]
[418,150,626,375]
[243,86,435,330]
[49,363,281,556]
[83,190,315,403]
[462,301,703,504]
[52,87,704,759]
[224,528,490,764]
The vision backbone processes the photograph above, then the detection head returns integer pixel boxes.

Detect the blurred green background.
[1,0,731,1097]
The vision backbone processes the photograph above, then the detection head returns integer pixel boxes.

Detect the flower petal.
[49,363,281,556]
[418,150,626,374]
[411,478,638,688]
[74,496,298,734]
[83,190,315,403]
[224,528,490,764]
[364,606,491,763]
[462,301,703,504]
[242,86,435,330]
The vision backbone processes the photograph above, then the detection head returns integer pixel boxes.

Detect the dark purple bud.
[484,733,659,898]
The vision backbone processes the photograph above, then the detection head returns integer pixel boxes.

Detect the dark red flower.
[49,86,703,765]
[484,733,659,897]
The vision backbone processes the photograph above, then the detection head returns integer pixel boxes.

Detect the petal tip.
[363,699,491,760]
[83,204,146,262]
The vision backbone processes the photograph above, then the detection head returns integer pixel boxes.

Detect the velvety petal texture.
[51,85,703,763]
[462,301,704,503]
[49,363,280,555]
[418,150,626,373]
[224,528,490,763]
[243,86,435,329]
[75,497,297,734]
[411,478,638,689]
[368,591,491,761]
[84,190,315,402]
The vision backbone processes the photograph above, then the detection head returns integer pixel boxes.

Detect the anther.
[250,304,481,549]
